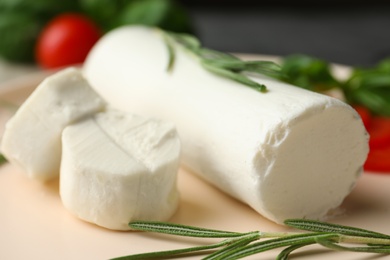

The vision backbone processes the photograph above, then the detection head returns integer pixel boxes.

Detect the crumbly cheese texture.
[0,67,105,181]
[84,26,369,224]
[60,109,180,230]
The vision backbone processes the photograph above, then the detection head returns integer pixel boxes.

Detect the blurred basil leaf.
[0,0,79,13]
[0,0,80,62]
[279,54,339,92]
[344,60,390,116]
[79,0,126,31]
[80,0,193,33]
[0,12,44,62]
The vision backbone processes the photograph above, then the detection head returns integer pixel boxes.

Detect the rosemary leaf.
[163,30,282,93]
[223,233,339,260]
[110,240,229,260]
[163,34,175,72]
[285,219,390,239]
[241,61,283,78]
[203,232,261,260]
[199,48,240,61]
[316,237,390,253]
[129,221,244,238]
[201,62,267,92]
[167,32,200,52]
[276,242,316,260]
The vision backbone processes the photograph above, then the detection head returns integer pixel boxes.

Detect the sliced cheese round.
[83,26,369,224]
[60,109,180,230]
[1,67,105,181]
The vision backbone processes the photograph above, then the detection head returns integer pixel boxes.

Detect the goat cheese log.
[83,26,369,224]
[1,68,105,181]
[60,109,181,230]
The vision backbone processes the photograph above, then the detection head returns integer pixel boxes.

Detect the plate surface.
[1,58,390,260]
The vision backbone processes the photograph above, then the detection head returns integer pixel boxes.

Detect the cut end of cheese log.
[1,67,105,181]
[84,26,369,224]
[60,109,181,230]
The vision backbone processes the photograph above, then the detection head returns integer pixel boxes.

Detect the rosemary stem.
[261,232,390,246]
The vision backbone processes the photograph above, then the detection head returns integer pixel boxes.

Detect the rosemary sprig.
[111,219,390,259]
[163,31,283,93]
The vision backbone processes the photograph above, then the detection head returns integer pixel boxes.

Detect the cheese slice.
[60,109,180,230]
[1,67,105,181]
[83,26,369,224]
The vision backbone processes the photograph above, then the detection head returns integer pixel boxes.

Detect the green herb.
[163,31,283,93]
[278,54,339,92]
[0,0,80,62]
[278,54,390,116]
[80,0,193,33]
[343,58,390,116]
[0,0,192,63]
[111,219,390,259]
[0,153,7,166]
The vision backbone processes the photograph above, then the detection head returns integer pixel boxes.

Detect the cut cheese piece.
[60,109,180,230]
[84,26,369,224]
[1,67,105,181]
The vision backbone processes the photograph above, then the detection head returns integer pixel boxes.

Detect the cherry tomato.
[351,105,390,172]
[367,117,390,149]
[364,146,390,172]
[353,105,371,129]
[35,13,101,69]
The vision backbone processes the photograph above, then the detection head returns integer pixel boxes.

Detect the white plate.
[1,57,390,260]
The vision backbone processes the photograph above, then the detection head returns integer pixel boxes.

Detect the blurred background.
[1,1,390,68]
[181,1,390,67]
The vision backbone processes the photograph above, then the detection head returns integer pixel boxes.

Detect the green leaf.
[285,219,390,239]
[280,54,339,91]
[316,237,390,253]
[223,233,338,260]
[276,242,316,260]
[203,59,283,79]
[163,34,175,72]
[129,221,244,238]
[109,240,228,260]
[350,89,390,116]
[0,153,7,166]
[201,62,267,92]
[0,0,80,62]
[199,48,240,61]
[0,0,79,14]
[79,0,126,32]
[167,32,201,52]
[0,12,44,62]
[111,0,192,33]
[203,233,261,260]
[378,58,390,72]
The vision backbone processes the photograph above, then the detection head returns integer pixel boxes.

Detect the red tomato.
[35,13,101,69]
[352,105,390,172]
[367,117,390,149]
[364,146,390,172]
[353,105,371,129]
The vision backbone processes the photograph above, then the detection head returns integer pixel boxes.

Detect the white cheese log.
[60,109,180,230]
[0,68,105,181]
[83,26,369,224]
